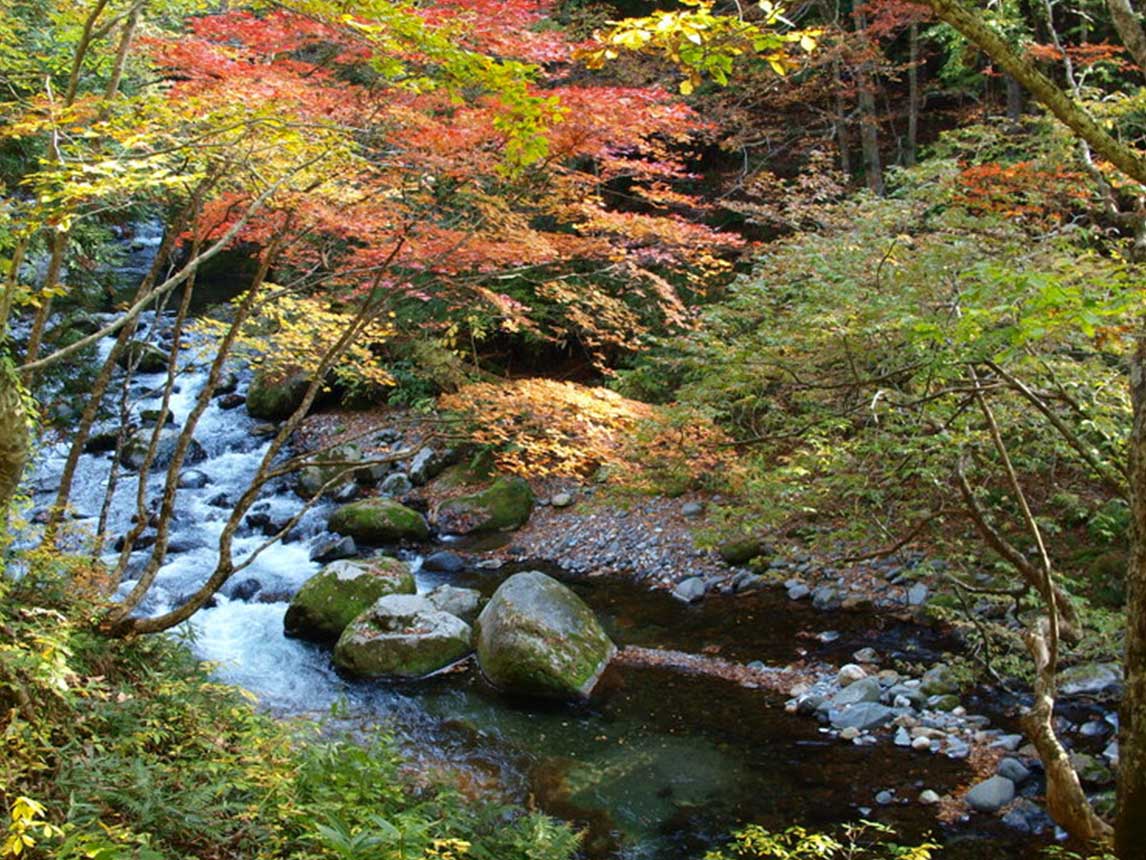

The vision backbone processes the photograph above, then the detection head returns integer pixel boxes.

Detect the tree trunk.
[853,6,884,194]
[833,59,853,175]
[1005,75,1024,122]
[1121,336,1146,859]
[906,22,920,167]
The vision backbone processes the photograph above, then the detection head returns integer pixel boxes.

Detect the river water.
[25,303,1033,859]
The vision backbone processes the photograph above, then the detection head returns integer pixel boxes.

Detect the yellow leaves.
[4,796,63,858]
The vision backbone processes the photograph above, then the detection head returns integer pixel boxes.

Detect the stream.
[25,305,1037,859]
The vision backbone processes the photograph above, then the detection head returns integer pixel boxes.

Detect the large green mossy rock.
[475,570,616,699]
[246,366,311,421]
[117,340,169,374]
[283,557,414,642]
[328,498,429,544]
[334,594,472,679]
[434,476,534,535]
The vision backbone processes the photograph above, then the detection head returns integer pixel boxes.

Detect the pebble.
[997,758,1031,785]
[919,789,941,805]
[550,492,574,508]
[875,790,895,805]
[840,727,861,741]
[853,647,879,664]
[837,664,867,687]
[681,501,705,518]
[911,736,933,751]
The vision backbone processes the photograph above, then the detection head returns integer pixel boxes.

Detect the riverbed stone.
[124,427,206,471]
[550,492,574,508]
[474,570,616,699]
[409,446,455,485]
[283,556,415,642]
[673,576,707,603]
[422,550,466,573]
[1057,662,1123,696]
[718,537,762,565]
[831,676,882,707]
[997,757,1031,785]
[380,472,413,497]
[178,469,210,489]
[919,789,941,805]
[333,594,472,679]
[829,702,895,731]
[308,534,357,563]
[246,365,312,421]
[426,584,483,622]
[837,664,867,687]
[434,476,534,535]
[812,586,841,610]
[117,340,169,373]
[328,498,429,544]
[920,664,959,696]
[964,776,1014,813]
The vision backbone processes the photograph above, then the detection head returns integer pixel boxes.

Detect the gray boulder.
[333,594,472,679]
[831,676,882,708]
[426,584,484,622]
[124,427,205,471]
[672,577,707,603]
[964,776,1015,813]
[409,446,455,485]
[1058,662,1123,696]
[475,570,616,699]
[283,557,415,642]
[829,702,896,731]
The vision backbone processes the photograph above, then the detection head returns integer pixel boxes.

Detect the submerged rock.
[283,557,415,642]
[334,594,472,679]
[475,570,616,699]
[434,476,534,535]
[422,550,466,573]
[328,498,429,544]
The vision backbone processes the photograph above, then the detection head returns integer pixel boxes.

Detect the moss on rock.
[246,366,311,421]
[283,557,415,642]
[435,476,534,535]
[328,498,429,544]
[474,570,615,699]
[333,594,472,678]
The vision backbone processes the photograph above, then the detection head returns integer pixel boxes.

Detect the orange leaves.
[955,160,1089,226]
[439,379,742,494]
[440,379,654,478]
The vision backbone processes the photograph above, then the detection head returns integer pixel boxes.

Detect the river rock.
[997,757,1031,785]
[434,476,534,535]
[295,444,363,498]
[829,702,895,731]
[672,576,707,603]
[681,501,705,518]
[283,556,415,642]
[831,676,882,707]
[308,534,357,563]
[812,586,840,610]
[837,664,867,687]
[117,340,169,373]
[228,577,262,602]
[333,594,472,679]
[328,498,429,544]
[124,427,206,471]
[218,393,245,410]
[409,446,455,485]
[718,538,762,565]
[474,570,616,699]
[907,583,929,606]
[1057,662,1123,696]
[380,472,413,497]
[550,492,574,508]
[422,550,466,573]
[246,365,311,420]
[920,664,959,696]
[426,584,483,622]
[964,776,1014,813]
[919,789,941,805]
[178,469,210,489]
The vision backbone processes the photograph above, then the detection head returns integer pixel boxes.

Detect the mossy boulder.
[328,498,429,544]
[333,594,472,678]
[283,557,415,642]
[434,476,534,535]
[718,538,763,565]
[246,366,311,421]
[474,570,616,699]
[296,444,363,498]
[117,340,169,374]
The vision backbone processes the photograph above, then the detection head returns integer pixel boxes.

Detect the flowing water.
[25,292,1035,858]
